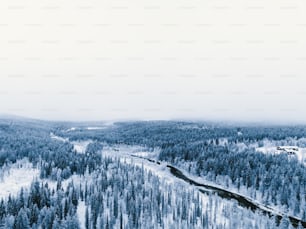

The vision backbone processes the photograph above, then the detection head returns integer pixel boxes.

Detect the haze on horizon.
[1,0,306,123]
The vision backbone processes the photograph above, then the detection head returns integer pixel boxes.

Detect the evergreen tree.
[14,208,30,229]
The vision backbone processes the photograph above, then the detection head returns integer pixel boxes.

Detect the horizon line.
[1,113,306,126]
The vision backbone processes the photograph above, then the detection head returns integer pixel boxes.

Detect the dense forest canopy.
[0,117,305,228]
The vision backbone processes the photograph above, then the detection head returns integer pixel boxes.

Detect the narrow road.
[131,155,306,228]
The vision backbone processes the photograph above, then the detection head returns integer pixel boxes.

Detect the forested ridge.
[56,121,306,220]
[0,158,283,229]
[0,118,305,228]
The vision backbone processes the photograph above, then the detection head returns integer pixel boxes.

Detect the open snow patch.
[71,140,92,154]
[103,144,159,159]
[256,146,306,164]
[50,133,92,154]
[0,159,39,199]
[50,133,68,142]
[66,127,77,132]
[86,127,107,130]
[77,201,86,229]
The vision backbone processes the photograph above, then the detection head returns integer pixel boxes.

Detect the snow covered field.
[256,146,306,164]
[71,140,92,154]
[0,159,39,199]
[64,122,114,132]
[50,132,92,153]
[86,127,107,130]
[50,132,68,142]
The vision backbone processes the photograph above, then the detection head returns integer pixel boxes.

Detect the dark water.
[167,165,306,228]
[130,155,306,228]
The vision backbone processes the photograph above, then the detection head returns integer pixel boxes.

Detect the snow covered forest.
[0,117,305,228]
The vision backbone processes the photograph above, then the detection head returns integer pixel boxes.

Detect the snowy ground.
[50,132,68,142]
[102,145,174,183]
[50,133,92,154]
[66,127,77,132]
[256,146,306,164]
[86,127,107,130]
[103,144,159,159]
[177,165,289,217]
[0,159,39,199]
[49,133,291,227]
[77,201,86,229]
[42,174,91,229]
[102,144,304,224]
[101,145,268,227]
[64,122,114,132]
[71,140,92,154]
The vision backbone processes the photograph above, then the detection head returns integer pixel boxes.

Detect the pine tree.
[29,204,39,226]
[279,216,290,229]
[0,200,5,220]
[14,208,30,229]
[85,207,90,229]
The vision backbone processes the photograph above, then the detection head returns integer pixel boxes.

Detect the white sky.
[0,0,306,122]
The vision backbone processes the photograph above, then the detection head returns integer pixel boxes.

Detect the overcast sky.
[1,0,306,123]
